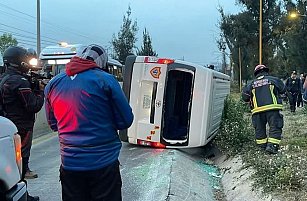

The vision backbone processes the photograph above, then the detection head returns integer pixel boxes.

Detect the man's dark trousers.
[288,92,298,112]
[60,160,122,201]
[297,93,303,107]
[252,110,283,147]
[18,129,33,181]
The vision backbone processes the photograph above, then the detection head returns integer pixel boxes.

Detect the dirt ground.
[214,155,280,201]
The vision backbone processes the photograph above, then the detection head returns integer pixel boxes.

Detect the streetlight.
[289,11,307,19]
[288,11,307,30]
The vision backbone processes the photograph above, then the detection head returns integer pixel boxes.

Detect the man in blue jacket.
[44,44,133,201]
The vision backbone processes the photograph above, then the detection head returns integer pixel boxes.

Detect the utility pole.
[221,41,226,74]
[37,0,41,57]
[230,53,233,80]
[239,47,242,92]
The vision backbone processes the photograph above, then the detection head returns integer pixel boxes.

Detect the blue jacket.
[44,57,133,171]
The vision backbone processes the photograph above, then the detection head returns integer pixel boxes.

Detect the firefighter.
[242,64,286,154]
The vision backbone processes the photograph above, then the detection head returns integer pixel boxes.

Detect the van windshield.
[41,59,70,77]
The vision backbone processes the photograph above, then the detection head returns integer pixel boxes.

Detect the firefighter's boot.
[265,143,279,154]
[257,143,267,151]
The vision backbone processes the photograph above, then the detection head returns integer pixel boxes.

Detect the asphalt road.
[27,134,215,201]
[33,106,52,138]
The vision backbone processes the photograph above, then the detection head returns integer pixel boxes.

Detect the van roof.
[39,44,123,66]
[40,44,86,60]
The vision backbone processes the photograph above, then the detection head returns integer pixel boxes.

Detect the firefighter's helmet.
[254,64,269,76]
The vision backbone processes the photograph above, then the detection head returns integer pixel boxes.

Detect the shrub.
[230,81,240,93]
[244,150,304,193]
[215,95,254,155]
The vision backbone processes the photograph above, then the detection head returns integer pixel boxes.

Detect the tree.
[111,6,138,64]
[0,33,18,54]
[136,28,158,56]
[218,1,285,81]
[281,0,307,74]
[218,8,259,82]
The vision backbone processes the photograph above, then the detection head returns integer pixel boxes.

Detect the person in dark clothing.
[0,46,44,201]
[285,71,301,112]
[242,64,286,154]
[297,73,305,107]
[45,44,134,201]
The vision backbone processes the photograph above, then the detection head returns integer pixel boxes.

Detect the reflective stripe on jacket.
[242,74,286,115]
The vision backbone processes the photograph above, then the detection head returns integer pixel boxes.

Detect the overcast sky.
[0,0,240,65]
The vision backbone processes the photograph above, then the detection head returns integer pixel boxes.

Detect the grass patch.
[216,93,307,200]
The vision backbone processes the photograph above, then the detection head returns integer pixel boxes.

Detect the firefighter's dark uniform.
[0,67,44,180]
[285,77,301,112]
[242,73,286,150]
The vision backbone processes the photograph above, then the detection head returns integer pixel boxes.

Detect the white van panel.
[0,117,20,189]
[127,62,167,144]
[123,56,230,148]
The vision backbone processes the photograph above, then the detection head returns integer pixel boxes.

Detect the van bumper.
[6,181,27,201]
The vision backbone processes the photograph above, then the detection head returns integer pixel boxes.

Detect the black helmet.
[3,46,34,73]
[26,48,37,58]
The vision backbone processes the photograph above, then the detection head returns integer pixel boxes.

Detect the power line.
[0,29,57,44]
[0,2,36,19]
[18,41,37,47]
[0,8,68,43]
[41,20,99,42]
[0,34,54,47]
[0,22,59,42]
[0,10,62,44]
[16,37,53,46]
[0,2,103,42]
[17,41,54,47]
[0,8,36,25]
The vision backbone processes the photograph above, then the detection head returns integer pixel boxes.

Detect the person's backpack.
[0,75,10,116]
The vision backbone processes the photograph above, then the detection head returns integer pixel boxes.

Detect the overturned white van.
[120,56,230,148]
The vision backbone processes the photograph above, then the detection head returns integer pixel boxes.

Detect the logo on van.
[150,67,161,79]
